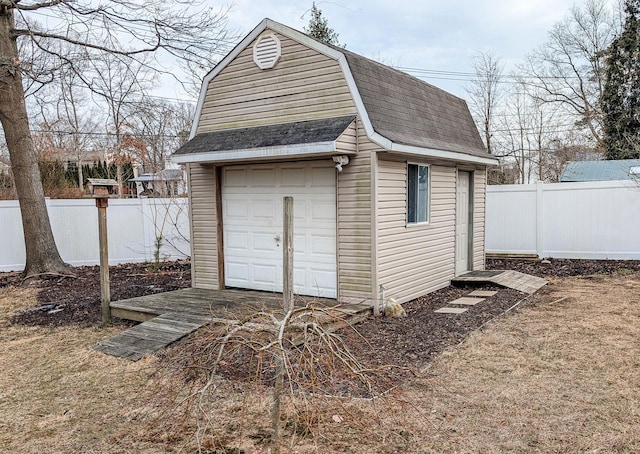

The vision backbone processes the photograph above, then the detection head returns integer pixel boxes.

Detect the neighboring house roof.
[86,178,118,186]
[129,169,183,183]
[174,116,356,163]
[178,18,496,166]
[560,159,640,182]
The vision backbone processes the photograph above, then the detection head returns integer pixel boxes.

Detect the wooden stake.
[96,197,111,325]
[283,196,294,312]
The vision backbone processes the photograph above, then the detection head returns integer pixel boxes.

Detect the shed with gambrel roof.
[173,18,497,309]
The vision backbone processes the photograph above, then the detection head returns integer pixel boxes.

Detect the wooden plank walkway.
[452,270,547,294]
[94,288,371,361]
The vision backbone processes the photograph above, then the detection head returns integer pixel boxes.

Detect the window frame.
[406,162,431,226]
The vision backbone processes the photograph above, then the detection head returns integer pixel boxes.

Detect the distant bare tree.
[132,99,195,174]
[518,0,618,149]
[466,51,503,155]
[87,54,153,195]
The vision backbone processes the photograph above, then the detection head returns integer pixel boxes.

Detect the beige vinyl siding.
[337,125,375,303]
[335,121,357,154]
[187,164,219,289]
[377,159,457,303]
[197,33,357,133]
[473,168,487,270]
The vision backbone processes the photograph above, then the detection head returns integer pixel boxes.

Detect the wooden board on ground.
[95,288,371,361]
[452,270,547,295]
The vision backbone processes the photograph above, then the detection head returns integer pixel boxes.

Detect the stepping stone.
[434,307,468,314]
[450,297,485,306]
[468,290,498,297]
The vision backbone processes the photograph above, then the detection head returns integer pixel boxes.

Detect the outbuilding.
[173,19,498,309]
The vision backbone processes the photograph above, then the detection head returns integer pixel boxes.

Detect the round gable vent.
[253,33,281,70]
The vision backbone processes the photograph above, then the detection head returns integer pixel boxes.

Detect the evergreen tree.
[304,3,344,47]
[602,0,640,159]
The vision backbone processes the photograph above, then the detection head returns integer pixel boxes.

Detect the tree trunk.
[0,8,69,277]
[77,158,84,188]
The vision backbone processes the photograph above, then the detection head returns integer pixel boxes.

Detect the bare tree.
[0,0,234,278]
[466,51,503,155]
[88,54,153,196]
[518,0,618,149]
[132,99,195,174]
[499,88,532,184]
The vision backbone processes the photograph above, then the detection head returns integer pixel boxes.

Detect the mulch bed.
[341,284,526,374]
[3,260,191,327]
[487,257,640,277]
[3,257,638,390]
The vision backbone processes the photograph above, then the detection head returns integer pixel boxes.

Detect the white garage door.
[222,162,337,298]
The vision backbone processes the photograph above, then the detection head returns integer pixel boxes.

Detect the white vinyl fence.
[0,198,190,272]
[486,180,640,259]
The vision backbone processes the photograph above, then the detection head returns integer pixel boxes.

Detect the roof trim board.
[370,132,498,165]
[172,141,342,164]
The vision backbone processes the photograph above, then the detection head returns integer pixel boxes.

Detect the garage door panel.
[253,264,278,287]
[223,200,248,220]
[306,268,336,297]
[293,233,307,254]
[252,232,279,253]
[311,201,335,223]
[224,168,247,186]
[293,267,306,291]
[281,167,306,186]
[226,232,249,251]
[293,200,307,221]
[250,199,277,222]
[223,162,336,298]
[311,167,334,185]
[226,261,249,281]
[251,167,276,186]
[310,234,335,258]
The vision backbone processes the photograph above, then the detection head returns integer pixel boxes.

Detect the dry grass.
[1,272,639,452]
[415,273,640,453]
[0,287,186,453]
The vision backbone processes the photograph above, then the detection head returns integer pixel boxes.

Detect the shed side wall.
[187,164,219,289]
[377,158,457,303]
[337,122,374,303]
[197,32,357,133]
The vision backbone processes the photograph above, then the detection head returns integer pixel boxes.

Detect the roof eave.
[171,140,352,165]
[369,132,498,166]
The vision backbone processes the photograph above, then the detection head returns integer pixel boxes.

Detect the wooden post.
[283,196,294,312]
[96,197,111,325]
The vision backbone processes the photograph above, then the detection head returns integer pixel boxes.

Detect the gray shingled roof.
[174,116,356,156]
[560,159,640,182]
[340,49,488,159]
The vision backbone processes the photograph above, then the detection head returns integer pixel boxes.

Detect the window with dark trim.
[407,163,429,224]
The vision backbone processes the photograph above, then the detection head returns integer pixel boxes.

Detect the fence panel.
[487,181,640,259]
[0,198,190,272]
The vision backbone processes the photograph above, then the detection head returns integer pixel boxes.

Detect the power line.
[30,129,183,139]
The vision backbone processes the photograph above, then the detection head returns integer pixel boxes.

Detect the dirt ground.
[1,259,639,452]
[3,260,191,327]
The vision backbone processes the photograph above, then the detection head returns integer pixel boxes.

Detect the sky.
[191,0,601,99]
